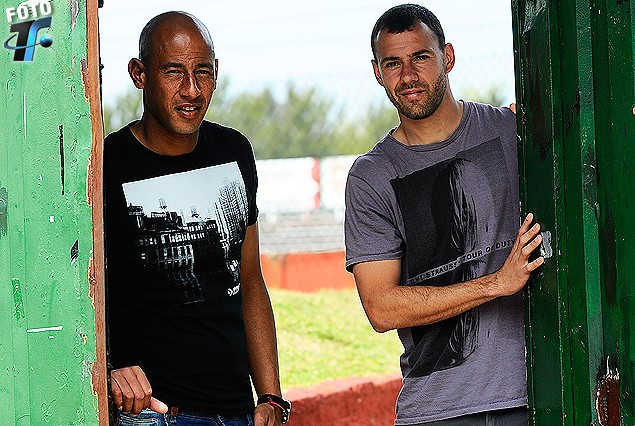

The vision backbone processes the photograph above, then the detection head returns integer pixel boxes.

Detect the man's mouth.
[397,86,426,99]
[399,91,423,100]
[176,105,201,117]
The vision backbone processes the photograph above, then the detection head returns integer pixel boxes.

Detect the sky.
[98,0,516,109]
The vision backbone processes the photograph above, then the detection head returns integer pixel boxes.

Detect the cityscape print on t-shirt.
[390,137,516,378]
[122,162,248,305]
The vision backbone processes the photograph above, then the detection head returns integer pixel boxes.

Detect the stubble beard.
[387,72,448,120]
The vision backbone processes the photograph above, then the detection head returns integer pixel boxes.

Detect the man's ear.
[372,59,385,88]
[213,58,219,89]
[128,58,146,89]
[444,43,456,73]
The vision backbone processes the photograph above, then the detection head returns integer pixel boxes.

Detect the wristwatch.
[257,393,291,424]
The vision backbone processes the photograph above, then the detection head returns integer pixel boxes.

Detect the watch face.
[283,401,291,424]
[279,399,291,424]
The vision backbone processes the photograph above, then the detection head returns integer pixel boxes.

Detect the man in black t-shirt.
[104,12,289,426]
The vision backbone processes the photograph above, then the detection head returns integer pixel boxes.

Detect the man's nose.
[180,72,201,98]
[401,62,419,84]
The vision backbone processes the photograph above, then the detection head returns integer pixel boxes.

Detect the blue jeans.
[117,409,254,426]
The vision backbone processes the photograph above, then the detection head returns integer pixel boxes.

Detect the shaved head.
[139,11,214,65]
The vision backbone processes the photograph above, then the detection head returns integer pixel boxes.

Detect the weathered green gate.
[513,0,634,424]
[0,0,106,424]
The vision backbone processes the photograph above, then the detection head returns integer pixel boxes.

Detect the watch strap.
[257,393,291,424]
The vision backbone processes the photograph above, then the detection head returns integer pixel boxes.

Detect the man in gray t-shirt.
[344,5,544,425]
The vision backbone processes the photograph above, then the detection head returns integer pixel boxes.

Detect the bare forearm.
[243,280,282,396]
[354,214,544,333]
[357,267,498,332]
[240,222,284,426]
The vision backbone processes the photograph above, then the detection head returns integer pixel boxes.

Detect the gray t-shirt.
[345,101,527,424]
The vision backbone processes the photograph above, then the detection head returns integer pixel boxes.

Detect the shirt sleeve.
[344,172,403,272]
[238,132,259,226]
[246,145,259,226]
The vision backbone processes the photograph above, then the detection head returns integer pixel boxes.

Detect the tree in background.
[102,90,142,135]
[207,78,399,159]
[207,80,345,159]
[102,79,507,159]
[459,84,508,107]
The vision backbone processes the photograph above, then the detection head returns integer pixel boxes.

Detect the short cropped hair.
[371,4,445,60]
[139,11,214,64]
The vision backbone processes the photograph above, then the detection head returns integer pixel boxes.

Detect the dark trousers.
[417,407,528,426]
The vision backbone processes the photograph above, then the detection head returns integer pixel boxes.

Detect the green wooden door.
[0,0,107,424]
[512,0,634,424]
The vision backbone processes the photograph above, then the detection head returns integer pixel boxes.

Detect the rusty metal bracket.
[595,356,621,426]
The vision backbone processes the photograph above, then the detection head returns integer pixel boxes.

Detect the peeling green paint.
[11,278,24,321]
[0,183,7,240]
[0,0,100,424]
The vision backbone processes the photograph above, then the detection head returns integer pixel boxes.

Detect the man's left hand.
[253,402,282,426]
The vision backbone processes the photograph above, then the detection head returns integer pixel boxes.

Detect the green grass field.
[269,289,403,392]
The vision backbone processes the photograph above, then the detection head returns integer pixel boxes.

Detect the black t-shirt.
[104,121,258,415]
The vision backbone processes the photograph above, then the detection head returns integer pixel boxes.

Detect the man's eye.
[385,62,398,68]
[166,69,182,74]
[415,55,430,61]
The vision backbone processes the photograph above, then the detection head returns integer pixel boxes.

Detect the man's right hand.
[492,212,544,297]
[110,366,168,415]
